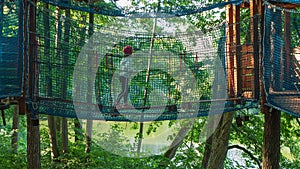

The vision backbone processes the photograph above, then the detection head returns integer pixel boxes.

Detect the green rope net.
[0,0,23,99]
[263,2,300,117]
[23,1,258,122]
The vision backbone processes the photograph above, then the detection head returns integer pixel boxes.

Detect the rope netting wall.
[23,1,258,122]
[0,0,23,99]
[263,2,300,117]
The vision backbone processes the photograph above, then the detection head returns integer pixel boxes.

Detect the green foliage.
[0,108,27,169]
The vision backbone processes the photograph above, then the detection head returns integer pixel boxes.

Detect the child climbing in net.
[114,45,134,108]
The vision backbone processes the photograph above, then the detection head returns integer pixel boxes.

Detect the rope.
[137,1,160,155]
[37,0,244,17]
[142,11,158,111]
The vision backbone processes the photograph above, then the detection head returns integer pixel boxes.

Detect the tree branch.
[296,118,300,126]
[228,145,261,169]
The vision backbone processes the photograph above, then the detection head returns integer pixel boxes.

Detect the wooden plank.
[226,4,235,98]
[250,0,260,100]
[233,5,242,97]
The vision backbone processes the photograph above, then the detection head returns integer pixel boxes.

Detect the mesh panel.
[25,3,258,122]
[0,0,23,98]
[263,3,300,117]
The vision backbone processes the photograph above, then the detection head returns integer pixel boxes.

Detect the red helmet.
[123,45,133,55]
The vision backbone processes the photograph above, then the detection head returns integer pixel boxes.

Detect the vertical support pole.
[260,2,281,169]
[263,109,281,169]
[26,0,41,168]
[250,0,260,100]
[284,11,291,88]
[233,5,241,97]
[20,0,26,115]
[226,4,235,98]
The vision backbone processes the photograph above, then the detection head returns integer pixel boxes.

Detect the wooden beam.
[269,1,300,9]
[233,5,242,97]
[240,0,250,8]
[250,0,260,100]
[226,4,235,98]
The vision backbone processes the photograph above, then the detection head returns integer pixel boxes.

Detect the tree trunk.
[48,115,60,159]
[85,120,93,154]
[44,2,60,160]
[201,114,219,168]
[27,0,41,168]
[54,4,63,155]
[11,105,19,153]
[262,109,280,169]
[74,12,86,143]
[164,120,193,159]
[74,118,83,142]
[56,117,62,153]
[158,120,193,168]
[201,134,213,168]
[62,117,68,154]
[137,122,144,154]
[86,5,94,155]
[206,112,234,169]
[60,4,71,155]
[27,113,41,169]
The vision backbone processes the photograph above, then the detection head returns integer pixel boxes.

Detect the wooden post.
[20,0,27,115]
[226,4,235,98]
[18,0,25,115]
[233,5,241,97]
[250,0,260,100]
[26,0,41,168]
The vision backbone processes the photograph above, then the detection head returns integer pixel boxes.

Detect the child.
[115,45,133,108]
